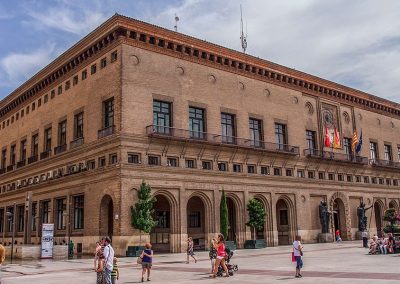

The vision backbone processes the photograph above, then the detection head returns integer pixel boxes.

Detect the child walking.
[111,257,119,284]
[186,237,197,264]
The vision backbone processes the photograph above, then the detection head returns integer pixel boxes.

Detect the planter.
[126,246,144,257]
[225,241,236,251]
[244,239,267,249]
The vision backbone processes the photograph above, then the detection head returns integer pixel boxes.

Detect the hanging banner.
[41,223,54,259]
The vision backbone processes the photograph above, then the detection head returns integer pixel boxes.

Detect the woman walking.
[210,234,229,278]
[140,243,153,282]
[293,235,303,278]
[186,237,197,264]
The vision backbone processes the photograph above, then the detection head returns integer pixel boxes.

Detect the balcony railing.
[370,159,400,169]
[54,144,67,155]
[0,168,5,175]
[28,155,38,164]
[98,125,115,139]
[6,164,15,172]
[40,150,51,160]
[17,160,26,168]
[70,137,84,149]
[146,125,300,155]
[304,149,368,165]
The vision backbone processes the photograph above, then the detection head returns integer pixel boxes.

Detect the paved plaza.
[1,241,399,283]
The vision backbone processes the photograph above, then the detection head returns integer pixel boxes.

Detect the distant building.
[0,14,399,255]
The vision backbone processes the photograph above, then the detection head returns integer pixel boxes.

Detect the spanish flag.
[333,128,341,149]
[351,129,358,153]
[324,127,331,147]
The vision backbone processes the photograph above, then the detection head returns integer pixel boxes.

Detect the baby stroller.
[216,247,239,277]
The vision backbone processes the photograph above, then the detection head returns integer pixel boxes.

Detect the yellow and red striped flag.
[351,129,358,153]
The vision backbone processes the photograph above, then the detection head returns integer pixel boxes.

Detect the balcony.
[370,159,400,169]
[6,164,15,172]
[17,160,26,168]
[54,144,67,155]
[28,155,38,164]
[304,149,368,165]
[70,137,84,149]
[40,150,51,160]
[146,125,300,155]
[98,125,115,138]
[0,168,5,175]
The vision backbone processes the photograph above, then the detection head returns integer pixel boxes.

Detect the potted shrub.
[220,190,236,250]
[244,199,266,249]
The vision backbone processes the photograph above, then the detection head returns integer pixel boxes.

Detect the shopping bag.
[291,252,296,262]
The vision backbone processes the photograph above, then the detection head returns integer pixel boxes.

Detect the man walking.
[362,231,368,248]
[103,237,115,284]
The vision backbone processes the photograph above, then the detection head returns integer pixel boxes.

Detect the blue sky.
[1,0,400,103]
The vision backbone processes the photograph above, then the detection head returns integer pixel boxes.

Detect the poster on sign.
[41,223,54,259]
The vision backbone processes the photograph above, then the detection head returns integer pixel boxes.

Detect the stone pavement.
[1,241,399,283]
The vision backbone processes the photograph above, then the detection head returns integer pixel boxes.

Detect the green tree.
[131,181,157,245]
[383,208,399,234]
[220,190,229,240]
[246,199,265,240]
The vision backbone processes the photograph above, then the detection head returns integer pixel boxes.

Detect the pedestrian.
[140,242,153,282]
[208,243,217,274]
[186,237,197,264]
[210,234,229,278]
[95,251,105,284]
[362,231,368,248]
[293,235,303,278]
[335,230,342,242]
[111,257,119,284]
[68,240,74,258]
[103,237,115,284]
[0,244,4,264]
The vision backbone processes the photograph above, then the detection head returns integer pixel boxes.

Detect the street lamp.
[63,212,71,258]
[6,203,16,264]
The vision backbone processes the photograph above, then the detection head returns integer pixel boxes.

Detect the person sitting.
[387,233,395,254]
[368,238,378,254]
[378,237,387,254]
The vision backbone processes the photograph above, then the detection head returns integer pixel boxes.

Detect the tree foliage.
[383,208,400,234]
[246,199,265,240]
[131,181,157,234]
[220,190,229,240]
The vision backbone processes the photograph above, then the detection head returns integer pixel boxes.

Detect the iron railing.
[98,125,115,139]
[40,150,51,160]
[6,165,15,172]
[370,159,400,169]
[28,155,38,164]
[70,137,84,149]
[16,160,26,168]
[304,149,368,165]
[54,144,67,155]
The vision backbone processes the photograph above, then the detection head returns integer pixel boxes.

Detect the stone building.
[0,14,399,256]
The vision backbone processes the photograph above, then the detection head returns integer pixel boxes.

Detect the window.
[369,141,378,160]
[308,171,315,179]
[91,64,97,74]
[189,107,205,139]
[1,149,6,169]
[74,112,84,139]
[50,90,55,99]
[279,209,288,226]
[38,99,42,107]
[16,113,19,120]
[306,130,317,151]
[73,75,78,86]
[56,198,66,230]
[386,179,391,186]
[275,123,287,149]
[247,165,256,174]
[221,113,236,144]
[338,174,344,181]
[372,177,377,184]
[318,172,325,180]
[31,202,37,231]
[57,85,62,95]
[74,195,84,229]
[65,80,70,90]
[153,101,172,134]
[260,166,269,175]
[44,94,48,103]
[384,144,392,161]
[17,205,24,232]
[297,169,305,178]
[0,208,4,233]
[44,128,52,152]
[109,154,118,164]
[58,120,67,146]
[347,175,353,182]
[356,176,361,183]
[167,157,178,167]
[286,169,293,176]
[363,176,370,183]
[7,207,14,232]
[274,168,281,176]
[202,160,212,170]
[394,179,399,186]
[31,134,39,157]
[148,155,160,165]
[188,211,201,228]
[41,200,50,224]
[87,159,95,170]
[99,156,106,167]
[249,118,263,147]
[100,57,107,68]
[378,178,384,185]
[32,102,36,111]
[20,139,27,161]
[398,147,400,162]
[111,51,118,62]
[218,162,227,171]
[82,70,87,80]
[185,159,196,168]
[343,138,352,159]
[128,153,140,164]
[21,109,24,117]
[155,211,170,228]
[233,164,242,172]
[103,98,114,128]
[10,144,16,165]
[328,173,334,180]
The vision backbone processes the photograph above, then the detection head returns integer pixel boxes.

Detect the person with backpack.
[293,235,303,278]
[140,242,153,282]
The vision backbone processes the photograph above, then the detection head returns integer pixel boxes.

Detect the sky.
[1,0,400,103]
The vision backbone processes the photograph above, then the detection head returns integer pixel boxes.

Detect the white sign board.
[41,223,54,259]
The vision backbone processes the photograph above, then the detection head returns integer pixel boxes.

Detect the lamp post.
[6,203,16,264]
[63,212,71,258]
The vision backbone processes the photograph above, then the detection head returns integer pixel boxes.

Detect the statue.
[319,201,332,234]
[357,201,373,231]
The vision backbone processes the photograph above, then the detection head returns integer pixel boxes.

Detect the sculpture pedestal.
[355,231,368,240]
[318,233,333,243]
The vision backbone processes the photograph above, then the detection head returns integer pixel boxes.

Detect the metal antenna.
[174,13,179,32]
[240,5,248,53]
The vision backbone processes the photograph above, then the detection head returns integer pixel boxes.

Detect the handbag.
[291,252,296,262]
[137,256,143,264]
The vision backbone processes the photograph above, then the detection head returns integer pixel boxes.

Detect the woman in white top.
[293,235,303,278]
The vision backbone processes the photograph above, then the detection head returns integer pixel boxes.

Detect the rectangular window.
[58,120,67,146]
[109,154,117,164]
[10,144,16,165]
[128,153,140,164]
[356,176,361,183]
[286,169,293,176]
[318,172,325,180]
[7,206,14,232]
[247,165,256,174]
[308,171,315,179]
[379,178,384,185]
[88,159,96,170]
[148,155,160,165]
[364,176,370,183]
[297,169,305,178]
[249,118,263,147]
[51,90,55,99]
[103,98,114,128]
[65,80,70,90]
[91,64,97,74]
[1,149,6,169]
[44,128,52,152]
[386,179,391,186]
[347,175,353,182]
[111,51,118,62]
[221,113,236,144]
[306,130,317,151]
[328,173,335,180]
[338,174,344,181]
[218,162,227,171]
[189,107,205,139]
[44,94,48,103]
[398,147,400,162]
[20,139,27,161]
[369,141,378,160]
[100,57,107,68]
[74,195,84,229]
[384,144,392,161]
[74,112,84,139]
[233,164,242,172]
[38,98,42,107]
[260,166,269,175]
[279,209,288,226]
[31,202,37,231]
[202,160,212,170]
[153,100,172,134]
[372,177,377,184]
[275,123,287,149]
[394,179,399,186]
[81,70,87,80]
[31,134,39,157]
[273,168,281,176]
[57,85,62,95]
[56,198,66,230]
[73,75,78,86]
[41,200,50,224]
[185,159,196,169]
[0,208,4,233]
[188,211,201,228]
[99,156,106,167]
[17,205,24,232]
[343,137,352,159]
[32,102,36,111]
[167,157,178,167]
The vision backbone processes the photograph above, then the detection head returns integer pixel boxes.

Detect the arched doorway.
[151,194,171,252]
[99,195,114,238]
[276,199,291,245]
[332,198,347,239]
[374,201,383,237]
[226,197,237,243]
[187,196,206,250]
